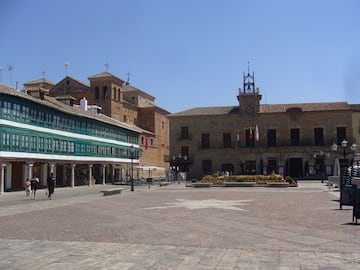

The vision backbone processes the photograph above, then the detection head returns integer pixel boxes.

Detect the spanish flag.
[249,127,253,140]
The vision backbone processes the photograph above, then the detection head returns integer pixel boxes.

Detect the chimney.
[80,97,88,111]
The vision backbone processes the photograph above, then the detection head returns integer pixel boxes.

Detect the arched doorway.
[221,163,234,175]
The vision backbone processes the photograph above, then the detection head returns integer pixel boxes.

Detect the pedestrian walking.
[25,178,31,197]
[30,174,40,200]
[47,172,55,199]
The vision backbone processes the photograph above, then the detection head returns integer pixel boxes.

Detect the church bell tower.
[237,64,262,116]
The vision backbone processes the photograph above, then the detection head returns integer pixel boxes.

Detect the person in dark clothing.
[47,173,55,199]
[30,174,40,200]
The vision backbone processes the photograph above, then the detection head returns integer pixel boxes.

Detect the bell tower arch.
[237,63,262,116]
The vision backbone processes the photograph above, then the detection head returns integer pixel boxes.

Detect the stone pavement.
[0,181,359,269]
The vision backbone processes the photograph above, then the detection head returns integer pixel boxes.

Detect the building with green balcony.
[0,83,141,192]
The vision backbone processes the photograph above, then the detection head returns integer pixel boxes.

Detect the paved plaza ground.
[0,181,359,269]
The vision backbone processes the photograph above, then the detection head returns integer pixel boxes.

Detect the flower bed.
[197,173,297,188]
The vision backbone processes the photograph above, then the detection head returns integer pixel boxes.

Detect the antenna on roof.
[247,61,250,75]
[8,65,13,86]
[0,66,3,83]
[42,71,46,78]
[64,61,70,76]
[126,72,131,85]
[104,62,109,72]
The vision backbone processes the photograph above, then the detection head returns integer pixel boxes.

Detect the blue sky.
[1,0,360,113]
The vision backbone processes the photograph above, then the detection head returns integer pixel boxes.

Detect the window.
[113,87,117,100]
[201,133,210,148]
[30,136,37,151]
[290,128,300,146]
[38,111,44,124]
[267,129,277,147]
[54,139,60,152]
[202,160,212,174]
[245,160,256,175]
[46,138,52,152]
[180,126,189,139]
[162,121,165,129]
[39,137,45,152]
[223,133,232,148]
[22,106,30,122]
[3,101,11,117]
[314,128,324,146]
[12,134,20,149]
[21,135,29,150]
[181,146,189,158]
[336,127,346,144]
[103,86,108,99]
[2,133,10,149]
[140,136,144,145]
[13,104,21,120]
[245,129,254,147]
[95,87,100,99]
[268,159,277,174]
[60,140,67,152]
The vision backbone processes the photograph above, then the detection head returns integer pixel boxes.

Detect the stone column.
[102,165,106,185]
[88,164,93,186]
[71,164,75,188]
[28,163,34,180]
[0,164,6,194]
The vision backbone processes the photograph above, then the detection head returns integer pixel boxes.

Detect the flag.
[236,133,240,142]
[144,138,149,149]
[249,127,253,140]
[255,125,259,141]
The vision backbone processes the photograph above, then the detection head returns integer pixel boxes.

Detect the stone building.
[26,71,170,179]
[168,70,359,179]
[0,83,141,192]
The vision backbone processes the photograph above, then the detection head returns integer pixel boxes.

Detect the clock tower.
[237,66,262,116]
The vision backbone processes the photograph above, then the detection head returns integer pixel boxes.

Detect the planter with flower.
[196,173,294,188]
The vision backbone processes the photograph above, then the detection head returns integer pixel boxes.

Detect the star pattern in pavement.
[143,199,253,211]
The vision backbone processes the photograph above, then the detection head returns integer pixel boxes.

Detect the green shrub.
[285,176,296,184]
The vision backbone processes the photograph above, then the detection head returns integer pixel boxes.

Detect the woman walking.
[30,174,40,200]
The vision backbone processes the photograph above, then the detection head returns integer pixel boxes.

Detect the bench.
[159,181,169,187]
[100,188,124,196]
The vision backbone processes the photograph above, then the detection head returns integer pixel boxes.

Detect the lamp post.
[331,139,357,169]
[331,139,357,209]
[130,145,134,192]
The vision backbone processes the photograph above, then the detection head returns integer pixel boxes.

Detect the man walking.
[47,172,55,199]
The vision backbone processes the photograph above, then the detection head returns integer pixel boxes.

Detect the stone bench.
[159,181,169,187]
[100,188,124,196]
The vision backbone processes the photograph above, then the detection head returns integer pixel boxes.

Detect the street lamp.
[331,139,357,167]
[331,139,357,209]
[130,145,134,192]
